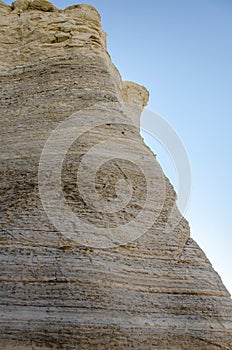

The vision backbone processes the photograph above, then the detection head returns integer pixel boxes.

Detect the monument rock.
[0,1,232,349]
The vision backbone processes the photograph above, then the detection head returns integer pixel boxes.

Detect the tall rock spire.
[1,2,231,349]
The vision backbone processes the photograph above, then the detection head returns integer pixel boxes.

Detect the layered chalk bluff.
[0,1,232,349]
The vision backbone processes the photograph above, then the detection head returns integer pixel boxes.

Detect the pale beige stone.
[0,0,11,13]
[11,0,31,11]
[29,0,58,12]
[0,2,231,349]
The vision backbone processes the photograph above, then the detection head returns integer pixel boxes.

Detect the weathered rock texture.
[0,1,232,349]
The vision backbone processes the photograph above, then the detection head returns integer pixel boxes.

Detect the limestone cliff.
[0,1,232,349]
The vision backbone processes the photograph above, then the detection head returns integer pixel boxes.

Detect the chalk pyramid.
[0,1,231,349]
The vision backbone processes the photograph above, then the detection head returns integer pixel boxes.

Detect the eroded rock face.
[0,1,232,349]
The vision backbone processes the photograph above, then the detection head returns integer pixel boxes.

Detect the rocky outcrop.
[0,1,232,349]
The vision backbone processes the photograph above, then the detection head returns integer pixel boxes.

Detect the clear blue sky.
[5,0,232,294]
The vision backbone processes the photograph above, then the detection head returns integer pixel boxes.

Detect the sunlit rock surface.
[0,1,232,349]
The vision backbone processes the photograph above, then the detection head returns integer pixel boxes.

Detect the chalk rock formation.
[0,1,232,349]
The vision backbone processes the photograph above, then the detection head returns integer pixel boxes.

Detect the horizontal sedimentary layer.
[0,1,232,349]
